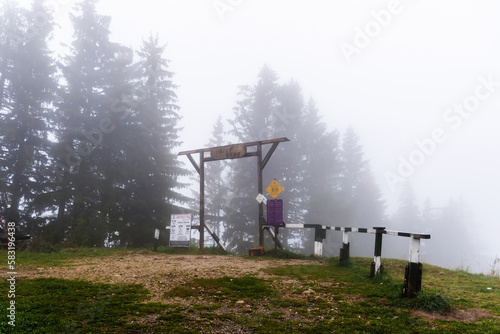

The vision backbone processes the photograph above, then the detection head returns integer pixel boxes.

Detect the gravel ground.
[17,252,318,304]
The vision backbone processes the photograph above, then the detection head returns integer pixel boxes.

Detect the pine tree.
[418,197,434,261]
[204,115,229,244]
[296,98,342,253]
[427,196,475,270]
[338,126,367,225]
[52,0,132,246]
[224,65,279,253]
[226,66,344,254]
[420,197,434,234]
[112,33,188,247]
[388,180,421,258]
[0,0,57,235]
[324,127,385,256]
[264,79,309,250]
[393,181,421,229]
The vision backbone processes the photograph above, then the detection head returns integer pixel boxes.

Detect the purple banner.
[267,199,284,226]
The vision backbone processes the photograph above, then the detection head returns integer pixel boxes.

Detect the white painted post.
[409,237,420,263]
[374,256,381,273]
[314,240,323,257]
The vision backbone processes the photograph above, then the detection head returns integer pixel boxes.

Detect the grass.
[12,247,129,267]
[1,248,500,333]
[263,248,311,259]
[0,278,156,333]
[166,276,277,301]
[157,244,228,255]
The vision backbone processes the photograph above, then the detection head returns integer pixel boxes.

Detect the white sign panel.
[169,214,192,247]
[255,193,267,205]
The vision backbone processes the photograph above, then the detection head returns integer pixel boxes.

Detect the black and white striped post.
[370,227,386,277]
[403,236,426,297]
[314,226,327,257]
[384,230,430,297]
[283,223,326,256]
[334,227,371,264]
[339,229,350,265]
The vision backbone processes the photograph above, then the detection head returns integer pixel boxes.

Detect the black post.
[274,226,279,250]
[340,243,350,265]
[257,143,264,248]
[199,153,205,252]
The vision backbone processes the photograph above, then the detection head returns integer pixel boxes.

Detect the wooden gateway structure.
[178,137,289,251]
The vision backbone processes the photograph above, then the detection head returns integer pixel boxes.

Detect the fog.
[13,0,500,273]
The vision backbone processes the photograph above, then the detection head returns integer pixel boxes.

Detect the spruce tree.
[322,127,386,256]
[53,0,132,246]
[204,115,229,244]
[225,65,279,253]
[388,180,421,258]
[0,0,57,235]
[226,66,344,254]
[113,33,187,247]
[428,197,475,270]
[292,98,342,253]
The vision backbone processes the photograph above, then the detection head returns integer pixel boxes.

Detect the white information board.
[169,214,192,247]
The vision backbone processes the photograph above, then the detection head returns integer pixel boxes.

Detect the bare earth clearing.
[17,252,316,304]
[16,252,494,324]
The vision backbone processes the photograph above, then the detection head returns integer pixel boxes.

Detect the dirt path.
[17,252,319,304]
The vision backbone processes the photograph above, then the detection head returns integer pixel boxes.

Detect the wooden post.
[199,152,205,252]
[314,227,326,257]
[257,142,264,248]
[340,230,350,264]
[371,227,385,277]
[274,226,279,250]
[404,237,423,297]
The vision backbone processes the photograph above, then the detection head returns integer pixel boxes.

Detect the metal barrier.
[274,223,430,297]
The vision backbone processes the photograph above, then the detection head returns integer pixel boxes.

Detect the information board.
[267,199,284,226]
[169,214,192,247]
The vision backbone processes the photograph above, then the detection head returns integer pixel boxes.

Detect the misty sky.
[18,0,500,271]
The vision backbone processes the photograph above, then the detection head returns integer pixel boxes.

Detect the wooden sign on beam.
[210,144,246,160]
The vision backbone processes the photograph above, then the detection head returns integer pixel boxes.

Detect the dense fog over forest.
[2,0,499,274]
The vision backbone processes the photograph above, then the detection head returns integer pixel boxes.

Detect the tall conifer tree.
[0,0,57,234]
[53,0,131,246]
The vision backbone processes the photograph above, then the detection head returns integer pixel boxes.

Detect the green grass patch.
[0,278,152,333]
[263,248,310,259]
[403,291,452,313]
[166,276,276,302]
[3,247,129,267]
